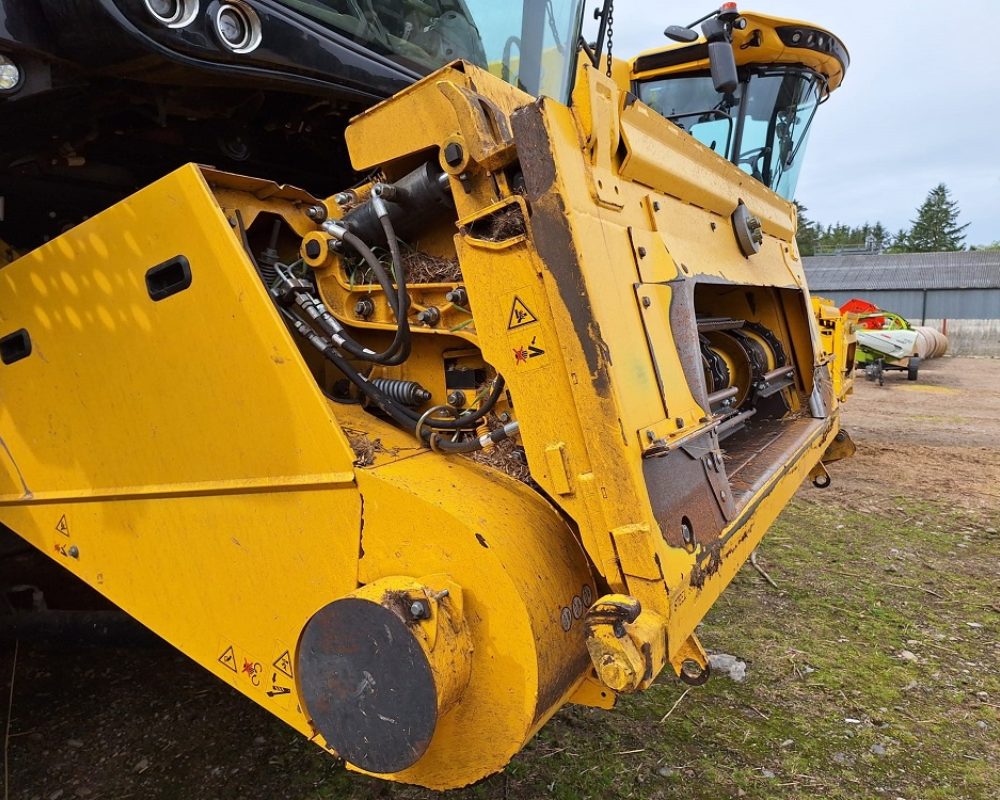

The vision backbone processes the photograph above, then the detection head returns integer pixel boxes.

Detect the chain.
[605,2,614,77]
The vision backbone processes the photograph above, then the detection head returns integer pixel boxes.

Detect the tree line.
[796,183,999,256]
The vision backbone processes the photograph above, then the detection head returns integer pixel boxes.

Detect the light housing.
[214,2,263,54]
[142,0,200,29]
[0,53,23,95]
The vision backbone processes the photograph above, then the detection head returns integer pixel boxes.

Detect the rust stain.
[511,102,611,396]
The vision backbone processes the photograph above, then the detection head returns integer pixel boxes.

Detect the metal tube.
[707,386,739,406]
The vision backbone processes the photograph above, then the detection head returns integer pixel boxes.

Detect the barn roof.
[803,251,1000,291]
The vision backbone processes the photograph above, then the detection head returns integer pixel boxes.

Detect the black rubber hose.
[314,227,411,366]
[390,375,507,431]
[234,211,412,366]
[340,228,402,319]
[281,308,511,452]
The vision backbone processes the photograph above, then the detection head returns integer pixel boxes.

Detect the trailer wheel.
[907,357,920,382]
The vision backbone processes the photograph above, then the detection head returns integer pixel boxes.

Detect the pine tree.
[794,202,818,256]
[904,183,969,252]
[870,222,890,252]
[886,228,910,253]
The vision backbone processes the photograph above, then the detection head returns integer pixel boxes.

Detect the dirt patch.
[827,356,1000,523]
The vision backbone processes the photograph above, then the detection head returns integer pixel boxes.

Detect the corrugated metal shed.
[802,251,1000,322]
[803,251,1000,291]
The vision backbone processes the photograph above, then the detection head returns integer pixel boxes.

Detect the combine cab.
[1,2,854,789]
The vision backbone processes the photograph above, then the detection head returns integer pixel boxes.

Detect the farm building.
[803,251,1000,356]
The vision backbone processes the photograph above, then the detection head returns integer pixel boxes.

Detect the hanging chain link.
[605,3,615,77]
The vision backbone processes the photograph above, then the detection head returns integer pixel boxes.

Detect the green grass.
[285,496,999,800]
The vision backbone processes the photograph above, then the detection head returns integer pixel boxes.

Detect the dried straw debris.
[343,427,398,467]
[402,248,463,284]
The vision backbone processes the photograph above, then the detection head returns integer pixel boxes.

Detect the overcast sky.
[583,1,1000,246]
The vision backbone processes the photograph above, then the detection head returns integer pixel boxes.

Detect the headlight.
[214,2,263,54]
[0,54,22,94]
[142,0,200,29]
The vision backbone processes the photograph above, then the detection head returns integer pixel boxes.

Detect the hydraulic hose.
[280,308,512,452]
[313,219,411,366]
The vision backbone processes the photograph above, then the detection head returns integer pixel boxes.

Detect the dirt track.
[2,357,998,800]
[829,356,1000,523]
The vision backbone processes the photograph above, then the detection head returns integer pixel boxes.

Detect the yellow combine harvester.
[0,1,852,788]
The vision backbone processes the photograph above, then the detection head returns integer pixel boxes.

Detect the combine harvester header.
[1,1,856,787]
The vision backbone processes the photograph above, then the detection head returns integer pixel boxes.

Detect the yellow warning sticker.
[507,295,538,330]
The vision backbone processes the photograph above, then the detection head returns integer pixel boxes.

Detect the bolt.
[354,298,375,319]
[646,430,656,442]
[498,412,511,424]
[372,182,399,201]
[68,545,80,559]
[409,600,430,620]
[637,246,647,259]
[305,205,327,222]
[304,239,323,260]
[447,390,467,408]
[641,296,652,308]
[444,142,465,168]
[445,286,468,306]
[681,523,694,545]
[675,417,685,428]
[334,191,355,206]
[652,201,661,212]
[416,306,441,326]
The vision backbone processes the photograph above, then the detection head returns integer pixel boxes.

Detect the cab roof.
[631,11,849,96]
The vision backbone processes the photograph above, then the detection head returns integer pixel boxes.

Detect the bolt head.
[409,600,429,620]
[681,523,694,544]
[443,142,465,168]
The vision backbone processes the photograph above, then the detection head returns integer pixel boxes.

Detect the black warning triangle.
[55,514,70,537]
[273,650,294,680]
[507,296,538,330]
[218,645,237,673]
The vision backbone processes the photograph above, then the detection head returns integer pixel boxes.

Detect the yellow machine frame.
[0,15,853,787]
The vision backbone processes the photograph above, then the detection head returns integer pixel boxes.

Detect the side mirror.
[707,40,738,93]
[702,17,738,94]
[664,25,699,43]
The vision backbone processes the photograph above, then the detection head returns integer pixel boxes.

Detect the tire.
[907,357,920,382]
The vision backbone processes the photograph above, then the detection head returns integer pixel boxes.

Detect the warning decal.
[507,296,538,330]
[512,335,546,366]
[273,650,294,680]
[55,514,70,537]
[218,645,237,673]
[267,674,292,698]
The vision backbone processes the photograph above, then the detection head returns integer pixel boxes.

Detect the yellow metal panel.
[0,164,355,504]
[618,99,797,242]
[355,453,595,789]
